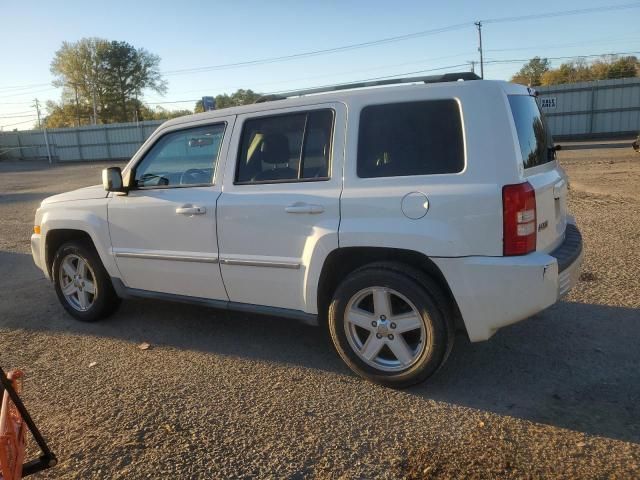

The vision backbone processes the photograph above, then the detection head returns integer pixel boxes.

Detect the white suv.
[31,73,583,387]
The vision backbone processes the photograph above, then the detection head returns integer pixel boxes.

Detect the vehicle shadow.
[1,251,638,443]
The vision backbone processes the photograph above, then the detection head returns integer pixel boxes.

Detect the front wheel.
[52,241,121,322]
[328,263,453,388]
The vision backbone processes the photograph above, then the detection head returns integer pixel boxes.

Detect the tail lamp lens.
[503,182,536,255]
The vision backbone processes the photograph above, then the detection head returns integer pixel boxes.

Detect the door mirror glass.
[102,167,124,192]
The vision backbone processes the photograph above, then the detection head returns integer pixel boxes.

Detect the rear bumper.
[551,224,583,297]
[433,222,583,342]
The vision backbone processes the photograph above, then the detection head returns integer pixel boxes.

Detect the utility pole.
[34,99,52,165]
[475,21,484,79]
[468,60,476,74]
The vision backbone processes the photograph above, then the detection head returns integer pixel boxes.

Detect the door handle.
[285,202,324,214]
[176,205,206,215]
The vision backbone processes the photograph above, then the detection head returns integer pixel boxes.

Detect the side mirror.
[102,167,126,193]
[553,144,562,151]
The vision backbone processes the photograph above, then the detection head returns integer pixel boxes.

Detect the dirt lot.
[0,147,638,479]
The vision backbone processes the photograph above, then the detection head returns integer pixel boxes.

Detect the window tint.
[509,95,554,169]
[357,100,464,178]
[134,124,225,188]
[235,110,333,184]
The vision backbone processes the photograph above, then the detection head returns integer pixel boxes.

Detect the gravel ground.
[0,150,638,479]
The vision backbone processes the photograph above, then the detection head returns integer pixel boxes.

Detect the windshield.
[509,95,555,169]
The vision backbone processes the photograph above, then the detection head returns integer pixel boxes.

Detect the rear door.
[217,104,345,312]
[508,94,567,252]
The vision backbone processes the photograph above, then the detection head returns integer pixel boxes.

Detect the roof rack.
[254,72,480,103]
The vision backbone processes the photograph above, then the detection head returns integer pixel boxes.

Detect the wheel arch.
[45,229,96,277]
[316,246,466,336]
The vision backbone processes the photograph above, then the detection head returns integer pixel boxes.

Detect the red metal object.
[0,370,26,480]
[0,368,56,479]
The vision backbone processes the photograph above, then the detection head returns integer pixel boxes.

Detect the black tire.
[328,262,454,388]
[52,240,121,322]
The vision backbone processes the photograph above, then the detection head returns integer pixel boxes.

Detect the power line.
[0,87,57,99]
[485,50,640,65]
[145,48,640,105]
[0,83,51,93]
[267,63,471,94]
[482,2,640,24]
[0,82,50,91]
[0,110,35,116]
[159,2,640,77]
[0,114,37,119]
[162,23,471,76]
[0,118,37,128]
[144,52,476,101]
[0,101,34,105]
[486,35,640,53]
[0,2,637,106]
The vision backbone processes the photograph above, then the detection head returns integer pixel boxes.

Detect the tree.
[529,55,640,86]
[50,37,167,125]
[50,38,110,124]
[511,57,550,86]
[43,100,93,128]
[101,41,167,122]
[609,56,639,78]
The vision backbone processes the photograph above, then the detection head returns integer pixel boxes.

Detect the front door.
[108,118,234,300]
[217,104,345,312]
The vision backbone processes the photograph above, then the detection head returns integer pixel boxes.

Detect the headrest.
[260,133,290,164]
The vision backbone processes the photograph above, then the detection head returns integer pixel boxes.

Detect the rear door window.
[508,95,554,169]
[357,100,464,178]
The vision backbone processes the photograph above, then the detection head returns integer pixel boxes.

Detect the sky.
[1,0,639,130]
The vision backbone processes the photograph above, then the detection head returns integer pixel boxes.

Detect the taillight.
[502,182,536,256]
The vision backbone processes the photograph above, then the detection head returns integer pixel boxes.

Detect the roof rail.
[255,72,480,103]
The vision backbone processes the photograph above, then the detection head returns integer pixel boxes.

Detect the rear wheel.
[52,241,121,322]
[328,263,453,388]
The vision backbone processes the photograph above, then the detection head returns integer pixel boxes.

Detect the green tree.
[101,41,167,122]
[43,100,93,128]
[50,37,167,125]
[541,59,593,85]
[610,57,638,78]
[536,55,639,86]
[511,57,550,86]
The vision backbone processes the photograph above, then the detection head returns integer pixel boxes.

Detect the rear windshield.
[508,95,554,169]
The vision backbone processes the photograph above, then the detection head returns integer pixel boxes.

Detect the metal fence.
[536,77,640,140]
[0,120,163,162]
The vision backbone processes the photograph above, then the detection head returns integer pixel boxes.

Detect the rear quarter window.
[508,95,554,169]
[357,99,464,178]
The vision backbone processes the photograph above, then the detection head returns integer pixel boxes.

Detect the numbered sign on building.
[539,97,557,109]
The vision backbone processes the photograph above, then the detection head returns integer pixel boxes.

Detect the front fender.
[39,199,119,279]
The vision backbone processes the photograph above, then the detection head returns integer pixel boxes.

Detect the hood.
[41,184,108,205]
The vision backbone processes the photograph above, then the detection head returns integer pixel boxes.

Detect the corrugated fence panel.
[537,77,640,139]
[0,120,162,162]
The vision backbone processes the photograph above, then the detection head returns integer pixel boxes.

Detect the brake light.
[502,182,536,255]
